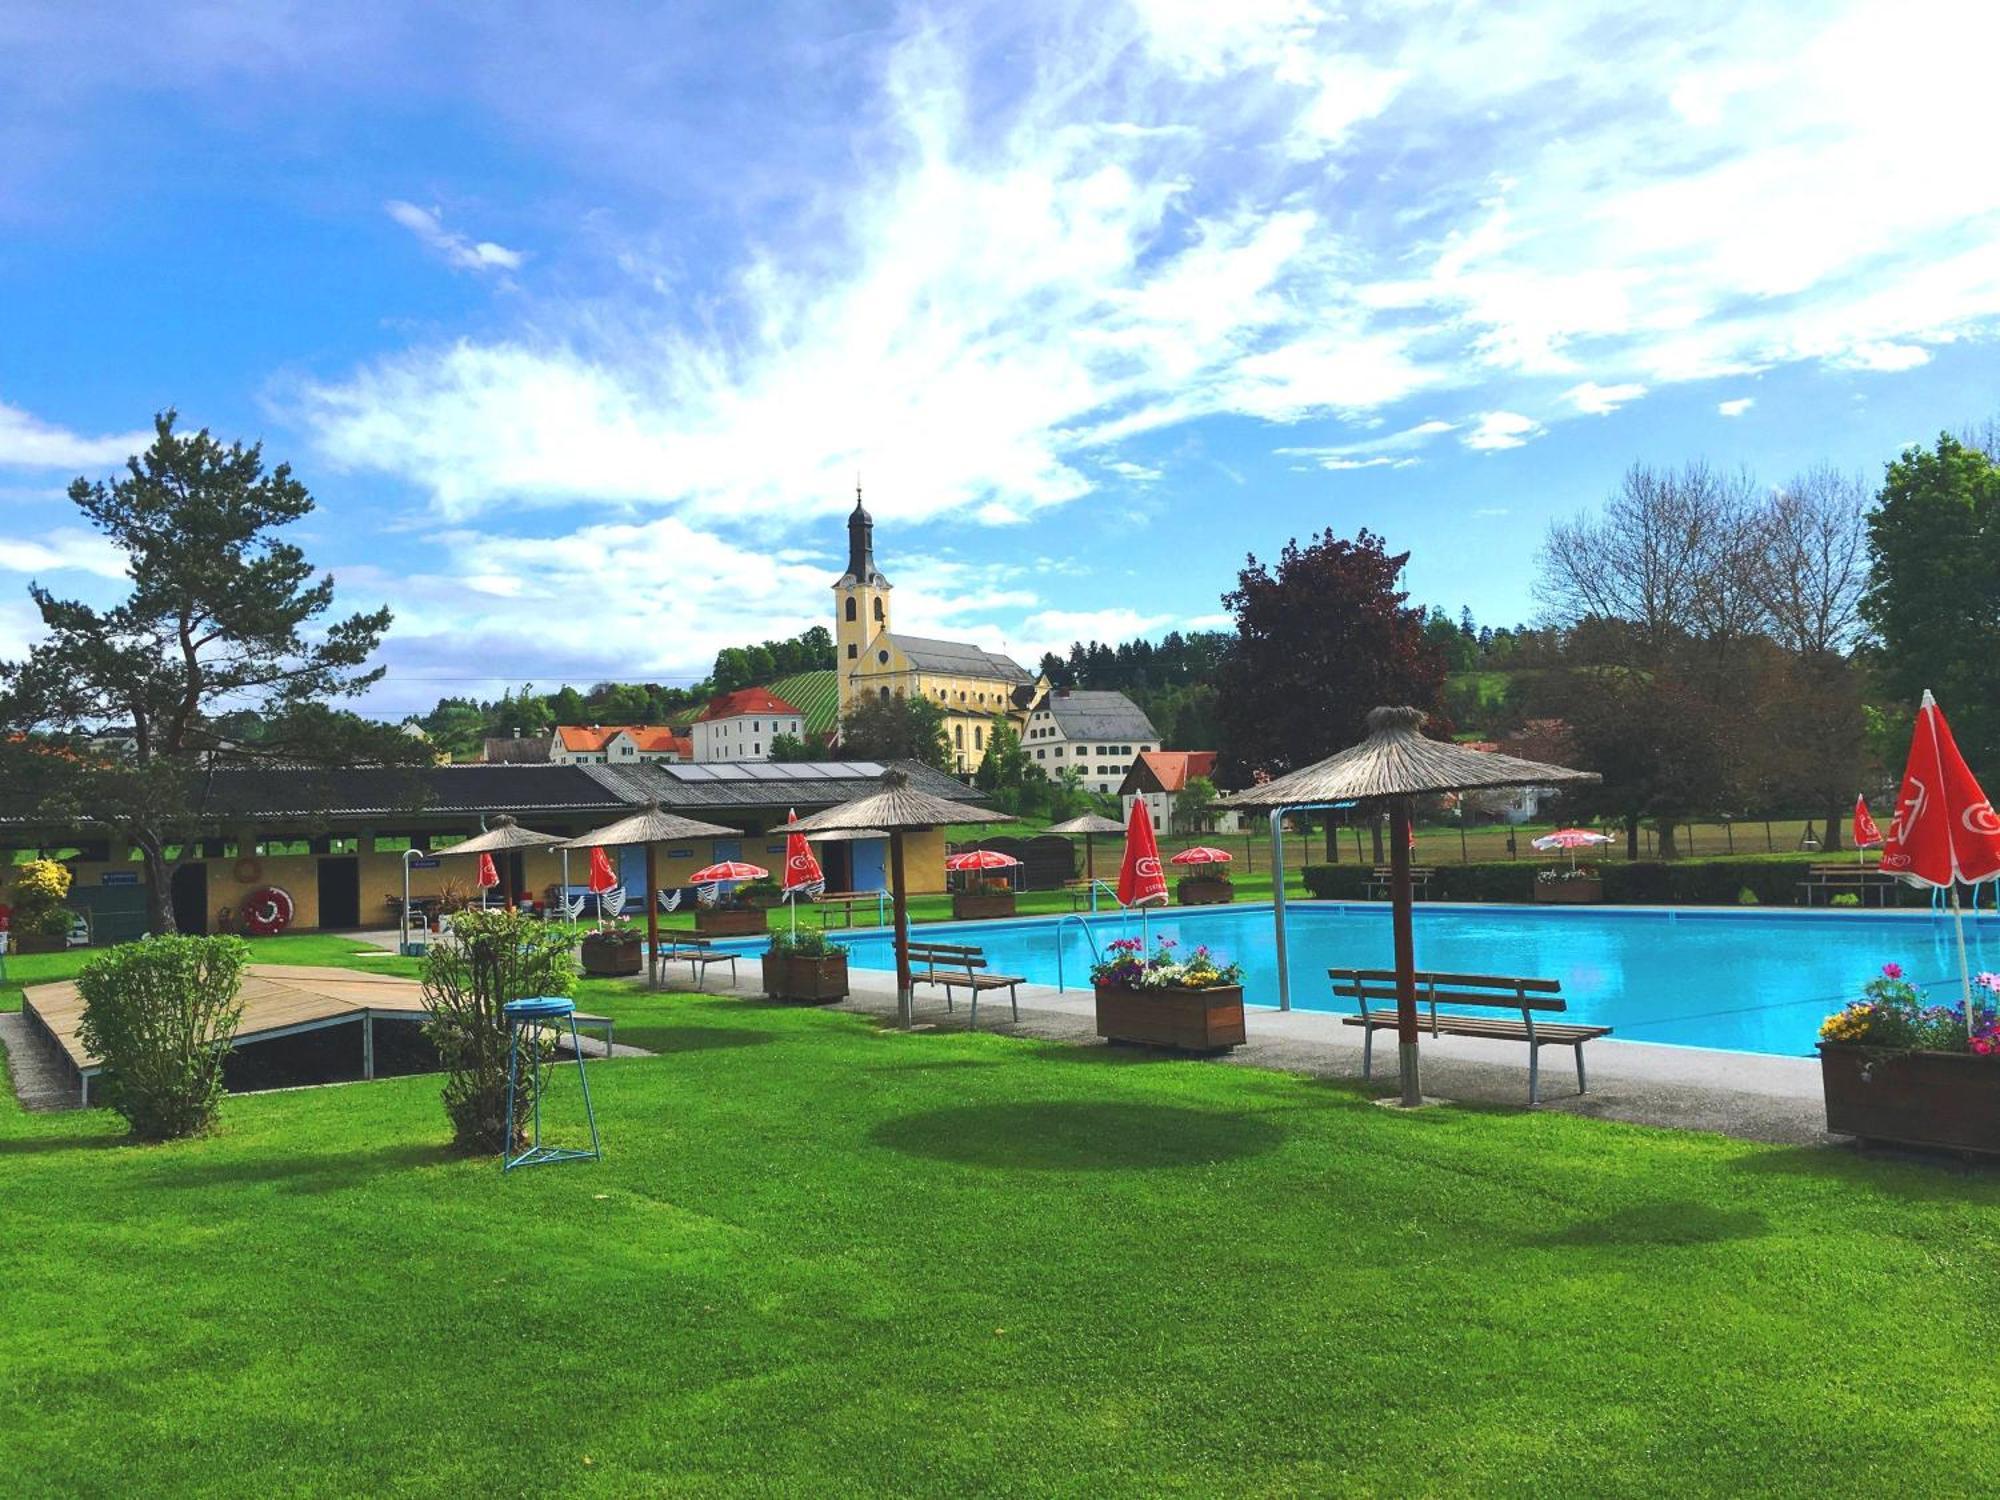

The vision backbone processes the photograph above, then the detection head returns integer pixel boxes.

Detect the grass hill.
[764,669,839,737]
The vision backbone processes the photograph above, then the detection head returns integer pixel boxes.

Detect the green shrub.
[768,927,845,959]
[1737,887,1759,905]
[10,857,77,937]
[1831,893,1861,908]
[76,935,249,1140]
[421,909,576,1155]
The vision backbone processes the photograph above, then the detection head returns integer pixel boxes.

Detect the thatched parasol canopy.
[803,826,892,842]
[1045,813,1127,835]
[435,814,568,857]
[1223,706,1599,1108]
[559,804,739,848]
[1222,706,1599,809]
[788,769,1008,834]
[788,769,1006,1028]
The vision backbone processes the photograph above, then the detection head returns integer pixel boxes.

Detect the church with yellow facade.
[834,493,1039,774]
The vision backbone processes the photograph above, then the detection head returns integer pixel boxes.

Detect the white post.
[1271,807,1291,1011]
[1951,885,1977,1025]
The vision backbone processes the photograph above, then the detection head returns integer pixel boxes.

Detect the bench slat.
[1339,1013,1609,1042]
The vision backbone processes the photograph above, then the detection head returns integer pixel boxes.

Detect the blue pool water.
[813,903,2000,1057]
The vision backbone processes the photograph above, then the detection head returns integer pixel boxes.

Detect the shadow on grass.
[621,1026,778,1055]
[143,1139,457,1193]
[1730,1142,2000,1193]
[872,1101,1283,1170]
[1535,1201,1768,1248]
[865,1057,1004,1075]
[0,1130,127,1156]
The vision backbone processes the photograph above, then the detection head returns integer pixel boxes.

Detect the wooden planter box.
[697,907,767,937]
[1534,879,1602,904]
[580,933,642,977]
[952,891,1016,920]
[761,951,849,1003]
[1095,984,1246,1052]
[1177,878,1234,906]
[1820,1044,2000,1155]
[9,932,69,955]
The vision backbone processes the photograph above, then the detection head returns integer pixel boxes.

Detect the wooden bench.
[906,941,1027,1029]
[815,890,888,928]
[1364,866,1435,900]
[1328,968,1611,1103]
[1796,863,1897,907]
[655,936,739,988]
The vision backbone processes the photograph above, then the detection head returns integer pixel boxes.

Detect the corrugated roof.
[1037,690,1157,741]
[886,633,1031,683]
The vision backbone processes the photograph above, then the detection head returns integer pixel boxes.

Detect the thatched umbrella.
[1223,706,1598,1106]
[419,814,569,937]
[789,768,1008,1028]
[561,804,740,987]
[1046,812,1126,886]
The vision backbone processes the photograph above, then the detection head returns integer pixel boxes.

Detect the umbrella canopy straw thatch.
[563,804,741,987]
[789,768,1009,1028]
[1046,812,1127,885]
[437,814,570,857]
[1223,706,1600,1107]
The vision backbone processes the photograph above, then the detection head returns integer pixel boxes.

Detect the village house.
[689,688,804,763]
[1022,689,1159,796]
[1120,750,1218,833]
[547,724,691,766]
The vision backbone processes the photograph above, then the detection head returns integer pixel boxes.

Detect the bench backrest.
[1807,863,1885,875]
[908,942,986,972]
[1329,967,1565,1014]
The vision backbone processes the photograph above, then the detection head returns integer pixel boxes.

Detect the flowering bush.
[768,927,844,959]
[1819,964,2000,1055]
[1089,937,1243,991]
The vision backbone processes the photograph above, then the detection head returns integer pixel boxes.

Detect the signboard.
[100,872,140,886]
[409,856,441,870]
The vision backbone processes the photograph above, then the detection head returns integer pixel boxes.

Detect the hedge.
[1299,858,1925,908]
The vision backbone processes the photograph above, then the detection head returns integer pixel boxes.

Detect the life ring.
[240,885,294,937]
[233,856,263,885]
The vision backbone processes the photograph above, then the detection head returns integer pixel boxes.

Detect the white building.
[1021,689,1159,796]
[690,688,805,763]
[549,725,690,766]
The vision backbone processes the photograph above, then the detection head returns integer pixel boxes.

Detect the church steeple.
[840,483,889,587]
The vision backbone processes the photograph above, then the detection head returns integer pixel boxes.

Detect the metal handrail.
[1054,913,1104,994]
[1085,877,1119,913]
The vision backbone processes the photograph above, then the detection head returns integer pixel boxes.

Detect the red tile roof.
[1131,750,1216,792]
[695,688,802,722]
[554,724,689,756]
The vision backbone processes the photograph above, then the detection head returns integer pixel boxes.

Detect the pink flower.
[1882,962,1904,980]
[1976,972,2000,995]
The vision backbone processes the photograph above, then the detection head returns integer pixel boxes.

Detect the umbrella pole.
[1270,808,1291,1012]
[890,831,913,1028]
[1390,798,1422,1106]
[646,842,660,990]
[1951,884,1977,1028]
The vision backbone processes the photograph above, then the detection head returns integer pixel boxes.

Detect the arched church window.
[845,597,857,622]
[872,598,884,621]
[847,644,858,659]
[878,687,890,701]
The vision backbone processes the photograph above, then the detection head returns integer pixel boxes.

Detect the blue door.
[618,845,647,894]
[852,837,887,893]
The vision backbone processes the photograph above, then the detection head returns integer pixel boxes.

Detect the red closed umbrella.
[1852,793,1883,850]
[1881,690,2000,1021]
[1117,798,1168,908]
[587,846,618,894]
[1169,846,1233,866]
[782,810,825,895]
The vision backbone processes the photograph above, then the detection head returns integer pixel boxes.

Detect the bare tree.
[1751,465,1870,657]
[1538,461,1766,663]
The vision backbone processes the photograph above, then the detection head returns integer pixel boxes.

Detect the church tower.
[834,486,891,718]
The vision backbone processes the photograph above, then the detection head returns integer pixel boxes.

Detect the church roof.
[886,633,1031,683]
[1037,689,1158,741]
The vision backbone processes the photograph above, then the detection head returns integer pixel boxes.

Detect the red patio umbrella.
[1880,690,2000,1020]
[1169,846,1233,866]
[781,810,824,935]
[586,846,618,894]
[475,851,499,908]
[1852,793,1883,852]
[945,849,1023,871]
[1117,798,1168,908]
[690,861,769,885]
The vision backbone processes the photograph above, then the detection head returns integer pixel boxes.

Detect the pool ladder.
[1054,914,1103,994]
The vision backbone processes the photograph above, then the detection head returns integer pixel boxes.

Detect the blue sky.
[4,1,1999,718]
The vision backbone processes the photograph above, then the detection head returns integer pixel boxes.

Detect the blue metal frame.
[502,997,602,1171]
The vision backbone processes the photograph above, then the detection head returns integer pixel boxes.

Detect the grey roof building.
[1022,689,1161,797]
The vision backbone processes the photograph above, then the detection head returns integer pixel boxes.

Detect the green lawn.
[3,943,1998,1495]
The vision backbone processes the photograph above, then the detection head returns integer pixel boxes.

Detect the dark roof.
[5,760,982,832]
[886,633,1030,682]
[1035,690,1157,741]
[482,736,551,764]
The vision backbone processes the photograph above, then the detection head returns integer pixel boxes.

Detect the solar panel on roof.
[669,764,718,781]
[705,763,754,780]
[845,761,884,776]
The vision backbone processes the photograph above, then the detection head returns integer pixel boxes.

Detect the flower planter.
[580,932,642,977]
[761,951,849,1003]
[952,891,1016,920]
[1177,878,1235,906]
[1534,879,1602,904]
[1819,1044,2000,1155]
[1094,983,1246,1052]
[697,907,767,937]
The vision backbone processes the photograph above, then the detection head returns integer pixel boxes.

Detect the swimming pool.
[818,903,2000,1057]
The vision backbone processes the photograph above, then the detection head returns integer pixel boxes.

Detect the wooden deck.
[20,964,612,1106]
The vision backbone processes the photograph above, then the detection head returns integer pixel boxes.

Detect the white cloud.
[1563,381,1647,416]
[0,528,126,578]
[0,400,149,470]
[1463,411,1543,451]
[1717,397,1755,417]
[384,200,526,274]
[1836,341,1931,373]
[1103,459,1163,483]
